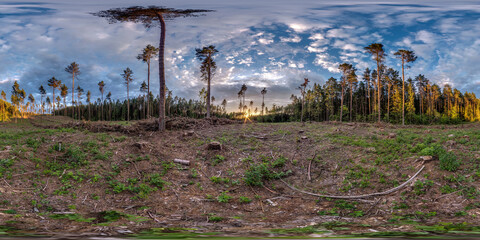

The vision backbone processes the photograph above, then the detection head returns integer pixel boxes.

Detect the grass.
[1,117,480,236]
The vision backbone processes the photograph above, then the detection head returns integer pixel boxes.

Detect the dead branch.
[147,211,162,223]
[281,165,425,199]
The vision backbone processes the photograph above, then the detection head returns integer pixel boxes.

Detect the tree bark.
[127,83,130,121]
[340,84,344,122]
[376,60,381,122]
[206,53,211,118]
[401,58,405,125]
[157,13,166,131]
[147,59,150,118]
[72,72,75,119]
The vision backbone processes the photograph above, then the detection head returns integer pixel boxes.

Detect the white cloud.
[280,35,301,43]
[258,38,274,44]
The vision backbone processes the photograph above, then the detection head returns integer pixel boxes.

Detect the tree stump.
[207,141,222,150]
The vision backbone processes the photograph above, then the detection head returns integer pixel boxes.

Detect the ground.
[0,116,479,238]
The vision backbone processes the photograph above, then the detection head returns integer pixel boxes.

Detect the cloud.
[280,35,301,43]
[1,0,480,110]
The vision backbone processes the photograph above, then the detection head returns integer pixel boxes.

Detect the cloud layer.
[0,0,480,111]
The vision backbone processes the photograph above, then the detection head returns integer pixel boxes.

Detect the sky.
[1,0,480,112]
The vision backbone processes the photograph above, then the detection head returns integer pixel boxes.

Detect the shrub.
[148,173,167,189]
[419,143,445,157]
[439,152,460,172]
[244,162,291,186]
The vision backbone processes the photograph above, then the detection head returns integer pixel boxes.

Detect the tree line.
[255,46,479,124]
[1,6,479,125]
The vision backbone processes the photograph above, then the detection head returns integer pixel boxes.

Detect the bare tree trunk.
[376,61,381,122]
[147,59,150,118]
[72,73,75,119]
[52,89,55,116]
[127,83,130,121]
[206,55,211,118]
[349,86,353,121]
[401,59,405,125]
[157,13,166,131]
[340,84,344,122]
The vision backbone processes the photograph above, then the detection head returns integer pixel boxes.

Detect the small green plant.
[148,173,168,189]
[212,155,225,166]
[413,179,433,195]
[439,152,460,172]
[50,213,95,222]
[217,191,232,203]
[208,216,223,222]
[239,196,252,203]
[244,162,291,186]
[99,210,124,222]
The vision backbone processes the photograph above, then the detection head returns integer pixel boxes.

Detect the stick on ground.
[281,165,425,199]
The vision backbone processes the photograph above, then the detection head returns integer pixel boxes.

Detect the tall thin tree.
[60,84,68,116]
[261,87,267,115]
[195,45,218,118]
[76,86,84,120]
[65,62,80,119]
[298,78,309,124]
[122,67,134,121]
[39,85,46,115]
[364,43,385,123]
[137,44,159,118]
[87,90,91,121]
[394,49,417,125]
[47,77,61,116]
[98,81,105,121]
[93,6,213,131]
[339,63,353,122]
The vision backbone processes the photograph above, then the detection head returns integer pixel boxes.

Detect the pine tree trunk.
[147,59,150,118]
[377,60,381,122]
[72,73,75,120]
[349,86,353,121]
[157,13,166,131]
[340,84,344,122]
[402,59,405,125]
[206,55,211,118]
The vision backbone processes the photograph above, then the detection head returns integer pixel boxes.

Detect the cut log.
[207,141,222,150]
[173,159,190,166]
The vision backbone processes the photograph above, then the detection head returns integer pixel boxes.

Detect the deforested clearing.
[0,116,479,237]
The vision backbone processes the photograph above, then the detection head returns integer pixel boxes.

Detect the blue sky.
[0,0,480,112]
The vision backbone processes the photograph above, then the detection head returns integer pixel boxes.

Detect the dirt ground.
[0,116,479,238]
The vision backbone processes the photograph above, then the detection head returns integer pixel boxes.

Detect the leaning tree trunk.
[157,13,166,131]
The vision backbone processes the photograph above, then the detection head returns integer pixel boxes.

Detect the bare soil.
[0,116,479,237]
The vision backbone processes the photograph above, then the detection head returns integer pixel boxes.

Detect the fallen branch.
[147,211,162,223]
[281,165,425,199]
